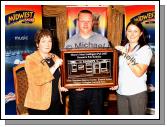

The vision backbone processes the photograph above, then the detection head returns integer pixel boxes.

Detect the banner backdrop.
[125,5,155,50]
[67,6,107,38]
[5,5,42,114]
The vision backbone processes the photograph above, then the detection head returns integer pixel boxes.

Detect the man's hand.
[60,87,68,92]
[109,85,119,91]
[75,88,85,91]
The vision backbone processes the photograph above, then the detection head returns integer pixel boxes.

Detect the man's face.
[78,13,93,34]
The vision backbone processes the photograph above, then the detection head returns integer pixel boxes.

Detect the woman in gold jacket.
[24,29,68,115]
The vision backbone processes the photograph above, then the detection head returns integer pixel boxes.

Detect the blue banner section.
[5,5,42,115]
[5,27,37,94]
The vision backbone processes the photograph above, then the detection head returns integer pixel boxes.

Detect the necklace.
[128,43,139,53]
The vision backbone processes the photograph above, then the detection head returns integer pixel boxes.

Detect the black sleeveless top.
[44,58,60,102]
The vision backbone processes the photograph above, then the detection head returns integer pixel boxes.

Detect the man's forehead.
[79,14,93,19]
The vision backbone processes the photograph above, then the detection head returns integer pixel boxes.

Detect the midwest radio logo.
[131,11,155,24]
[5,10,35,25]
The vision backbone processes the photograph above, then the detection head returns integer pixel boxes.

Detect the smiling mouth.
[83,27,88,29]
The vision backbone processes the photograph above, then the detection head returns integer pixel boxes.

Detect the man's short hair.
[78,10,93,18]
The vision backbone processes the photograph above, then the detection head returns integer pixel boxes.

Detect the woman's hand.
[115,46,127,54]
[56,58,63,67]
[60,87,68,92]
[50,58,63,74]
[109,85,119,91]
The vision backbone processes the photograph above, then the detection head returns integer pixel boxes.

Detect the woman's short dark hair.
[123,20,148,48]
[34,29,52,49]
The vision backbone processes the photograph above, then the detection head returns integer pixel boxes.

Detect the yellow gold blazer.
[24,51,62,110]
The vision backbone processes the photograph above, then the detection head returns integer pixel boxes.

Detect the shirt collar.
[125,43,140,54]
[78,32,95,39]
